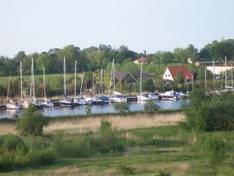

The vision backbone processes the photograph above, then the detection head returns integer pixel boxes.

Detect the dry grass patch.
[45,113,184,134]
[0,123,16,135]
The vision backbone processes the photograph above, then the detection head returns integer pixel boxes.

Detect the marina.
[0,99,188,118]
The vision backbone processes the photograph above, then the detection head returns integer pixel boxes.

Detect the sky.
[0,0,234,57]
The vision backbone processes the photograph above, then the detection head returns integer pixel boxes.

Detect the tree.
[114,102,130,113]
[16,106,48,136]
[142,79,156,92]
[144,100,159,113]
[36,52,54,73]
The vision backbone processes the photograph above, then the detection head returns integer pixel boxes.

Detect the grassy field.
[0,112,234,176]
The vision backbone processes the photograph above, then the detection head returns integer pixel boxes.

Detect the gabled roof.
[115,71,137,82]
[167,65,193,80]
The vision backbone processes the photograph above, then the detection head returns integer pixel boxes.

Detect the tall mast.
[113,59,115,93]
[43,67,46,99]
[213,60,215,90]
[80,72,84,96]
[92,74,95,97]
[31,57,35,98]
[63,57,66,96]
[225,56,227,90]
[7,77,10,101]
[140,63,143,95]
[20,61,23,101]
[100,68,103,95]
[74,61,77,97]
[109,58,115,96]
[232,62,234,88]
[205,68,207,90]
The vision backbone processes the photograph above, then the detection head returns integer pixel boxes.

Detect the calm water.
[0,100,188,119]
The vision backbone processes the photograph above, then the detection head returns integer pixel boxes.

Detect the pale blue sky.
[0,0,233,57]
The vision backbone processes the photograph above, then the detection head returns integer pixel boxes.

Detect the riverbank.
[0,111,184,135]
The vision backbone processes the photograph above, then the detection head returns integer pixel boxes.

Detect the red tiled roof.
[168,65,193,80]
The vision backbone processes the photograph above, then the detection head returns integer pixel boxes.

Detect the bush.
[154,171,170,176]
[144,100,159,113]
[17,105,48,136]
[53,121,125,157]
[53,134,91,157]
[85,105,92,115]
[198,135,226,175]
[186,91,234,132]
[27,147,57,166]
[114,102,130,113]
[0,135,57,171]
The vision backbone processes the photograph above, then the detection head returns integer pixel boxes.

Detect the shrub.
[0,135,57,171]
[186,91,234,132]
[0,135,26,152]
[144,100,159,113]
[85,105,92,115]
[118,165,136,175]
[27,147,57,166]
[114,102,130,113]
[154,171,170,176]
[198,136,226,175]
[17,105,48,136]
[53,134,91,157]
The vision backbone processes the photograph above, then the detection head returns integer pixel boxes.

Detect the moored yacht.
[159,90,180,101]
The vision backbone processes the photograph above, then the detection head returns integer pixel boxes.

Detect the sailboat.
[73,61,87,105]
[31,57,42,108]
[18,61,30,109]
[137,63,150,101]
[6,77,20,110]
[59,57,73,107]
[40,67,53,107]
[109,59,126,103]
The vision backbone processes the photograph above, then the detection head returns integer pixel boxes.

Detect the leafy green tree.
[114,102,130,113]
[142,79,156,92]
[17,106,48,136]
[144,100,159,113]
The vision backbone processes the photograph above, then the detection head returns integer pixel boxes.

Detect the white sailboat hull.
[6,103,20,110]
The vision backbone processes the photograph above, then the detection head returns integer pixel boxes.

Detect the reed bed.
[44,112,184,134]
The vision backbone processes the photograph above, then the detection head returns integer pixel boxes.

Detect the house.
[134,56,150,65]
[162,65,193,81]
[206,64,234,75]
[115,71,137,84]
[134,50,150,65]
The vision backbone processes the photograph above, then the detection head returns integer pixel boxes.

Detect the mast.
[20,61,23,101]
[31,57,35,98]
[7,77,10,101]
[92,74,95,97]
[140,63,143,95]
[205,68,207,90]
[43,67,46,99]
[213,60,215,90]
[113,59,116,93]
[109,58,115,96]
[63,57,66,96]
[80,72,84,96]
[225,56,227,90]
[74,61,77,97]
[100,68,103,95]
[232,62,234,88]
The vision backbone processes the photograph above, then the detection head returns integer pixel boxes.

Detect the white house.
[206,65,234,75]
[163,65,193,81]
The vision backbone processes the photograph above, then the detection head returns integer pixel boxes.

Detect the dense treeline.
[1,39,234,76]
